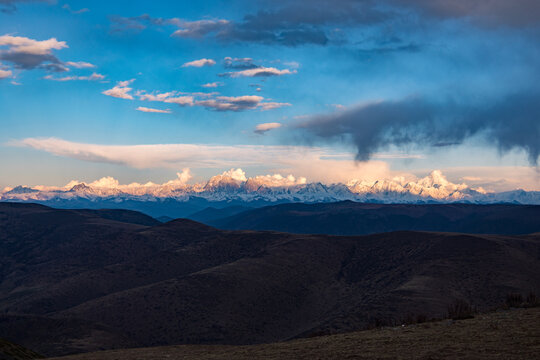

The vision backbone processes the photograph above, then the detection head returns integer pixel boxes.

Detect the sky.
[0,0,539,192]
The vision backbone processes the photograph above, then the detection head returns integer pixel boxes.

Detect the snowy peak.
[1,169,539,205]
[5,185,38,195]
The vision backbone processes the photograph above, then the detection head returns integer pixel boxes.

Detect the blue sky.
[1,0,539,191]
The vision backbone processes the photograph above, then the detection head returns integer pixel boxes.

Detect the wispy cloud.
[201,82,223,88]
[0,0,52,14]
[44,72,104,81]
[136,106,172,113]
[181,58,216,67]
[65,61,95,69]
[107,84,290,112]
[170,19,230,38]
[254,122,282,134]
[220,67,296,78]
[62,4,89,14]
[223,57,258,69]
[195,95,290,111]
[8,137,407,184]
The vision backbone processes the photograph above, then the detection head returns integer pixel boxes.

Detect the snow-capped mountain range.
[2,169,539,205]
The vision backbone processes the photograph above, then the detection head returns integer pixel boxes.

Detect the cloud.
[257,102,291,110]
[133,88,289,112]
[8,137,409,185]
[65,61,95,69]
[136,106,172,113]
[109,14,182,33]
[0,34,68,72]
[102,79,135,99]
[0,69,12,78]
[0,0,52,13]
[62,4,89,14]
[108,3,381,46]
[170,19,231,38]
[223,57,258,69]
[220,66,296,78]
[392,0,540,27]
[8,137,322,169]
[255,122,282,134]
[297,92,540,164]
[195,95,290,111]
[201,82,223,88]
[181,58,216,67]
[13,137,536,192]
[44,72,104,81]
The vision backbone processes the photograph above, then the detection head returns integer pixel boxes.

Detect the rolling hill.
[46,307,540,360]
[209,201,540,235]
[0,202,539,357]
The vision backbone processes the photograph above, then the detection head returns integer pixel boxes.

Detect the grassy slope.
[49,307,540,360]
[0,338,44,360]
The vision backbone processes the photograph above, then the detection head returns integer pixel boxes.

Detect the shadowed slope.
[210,201,540,235]
[46,307,540,360]
[0,203,539,356]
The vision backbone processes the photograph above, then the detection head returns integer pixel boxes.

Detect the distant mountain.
[209,201,540,235]
[2,170,539,219]
[188,205,253,223]
[1,203,539,357]
[3,186,38,195]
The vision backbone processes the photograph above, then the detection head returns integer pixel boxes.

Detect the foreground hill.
[0,338,44,360]
[48,308,540,360]
[209,201,540,235]
[0,203,539,357]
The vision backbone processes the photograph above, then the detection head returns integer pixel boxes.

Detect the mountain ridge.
[1,203,539,356]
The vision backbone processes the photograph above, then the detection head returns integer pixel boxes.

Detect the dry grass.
[49,307,540,360]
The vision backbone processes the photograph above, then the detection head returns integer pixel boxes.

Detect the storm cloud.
[298,93,540,164]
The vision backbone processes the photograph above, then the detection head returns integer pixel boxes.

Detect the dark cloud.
[109,14,182,33]
[392,0,540,27]
[108,1,387,46]
[109,0,539,46]
[0,0,51,13]
[357,43,422,56]
[216,0,385,46]
[223,57,258,69]
[297,93,540,164]
[0,52,66,71]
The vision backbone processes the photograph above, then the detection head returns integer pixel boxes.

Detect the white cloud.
[221,67,297,78]
[255,122,282,134]
[164,96,194,106]
[0,69,12,78]
[258,102,291,111]
[136,106,172,113]
[0,35,67,55]
[113,86,288,112]
[102,79,135,99]
[181,58,216,67]
[44,72,105,81]
[201,82,222,88]
[65,61,95,68]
